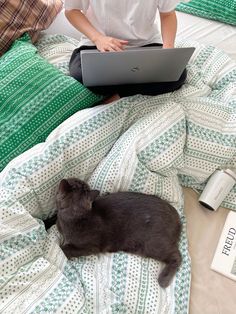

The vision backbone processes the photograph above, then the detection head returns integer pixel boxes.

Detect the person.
[64,0,188,100]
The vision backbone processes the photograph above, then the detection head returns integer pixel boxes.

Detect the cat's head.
[56,178,100,216]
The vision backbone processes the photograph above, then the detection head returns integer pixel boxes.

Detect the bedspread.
[0,41,235,314]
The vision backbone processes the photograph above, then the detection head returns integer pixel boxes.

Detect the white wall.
[45,9,82,40]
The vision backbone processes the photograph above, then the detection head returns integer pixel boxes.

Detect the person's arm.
[159,11,177,49]
[65,9,128,52]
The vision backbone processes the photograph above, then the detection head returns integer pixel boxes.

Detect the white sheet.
[176,12,236,61]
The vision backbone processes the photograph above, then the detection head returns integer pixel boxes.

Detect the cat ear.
[90,190,100,201]
[59,179,72,193]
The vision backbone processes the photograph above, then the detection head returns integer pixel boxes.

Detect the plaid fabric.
[0,0,63,56]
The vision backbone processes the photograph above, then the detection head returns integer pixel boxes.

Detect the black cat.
[45,178,182,288]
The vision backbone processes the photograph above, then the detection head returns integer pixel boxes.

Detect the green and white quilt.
[0,39,235,313]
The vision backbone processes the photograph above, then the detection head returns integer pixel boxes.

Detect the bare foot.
[103,94,120,104]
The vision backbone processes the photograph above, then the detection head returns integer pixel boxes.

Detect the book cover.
[211,210,236,281]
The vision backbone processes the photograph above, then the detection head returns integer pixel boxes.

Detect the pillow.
[0,34,102,172]
[36,34,80,75]
[176,0,236,25]
[0,0,63,56]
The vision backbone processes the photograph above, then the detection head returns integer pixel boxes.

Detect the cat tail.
[158,249,182,288]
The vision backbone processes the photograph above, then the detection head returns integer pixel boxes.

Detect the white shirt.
[65,0,187,47]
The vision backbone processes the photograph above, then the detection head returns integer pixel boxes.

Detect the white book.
[211,210,236,281]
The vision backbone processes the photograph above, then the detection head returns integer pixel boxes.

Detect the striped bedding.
[176,0,236,25]
[0,40,235,313]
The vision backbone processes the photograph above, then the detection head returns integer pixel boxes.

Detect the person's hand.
[93,35,128,52]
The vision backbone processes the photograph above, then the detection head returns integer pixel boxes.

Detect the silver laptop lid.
[81,47,195,87]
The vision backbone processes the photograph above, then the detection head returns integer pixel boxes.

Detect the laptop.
[80,46,195,87]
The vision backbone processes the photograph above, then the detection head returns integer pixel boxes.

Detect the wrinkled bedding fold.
[0,39,235,313]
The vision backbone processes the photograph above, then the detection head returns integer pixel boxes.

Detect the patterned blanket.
[0,39,235,314]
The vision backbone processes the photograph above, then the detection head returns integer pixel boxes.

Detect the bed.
[0,4,236,314]
[177,11,236,314]
[156,10,236,313]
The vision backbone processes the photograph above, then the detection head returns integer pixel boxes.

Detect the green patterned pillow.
[176,0,236,25]
[0,34,102,172]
